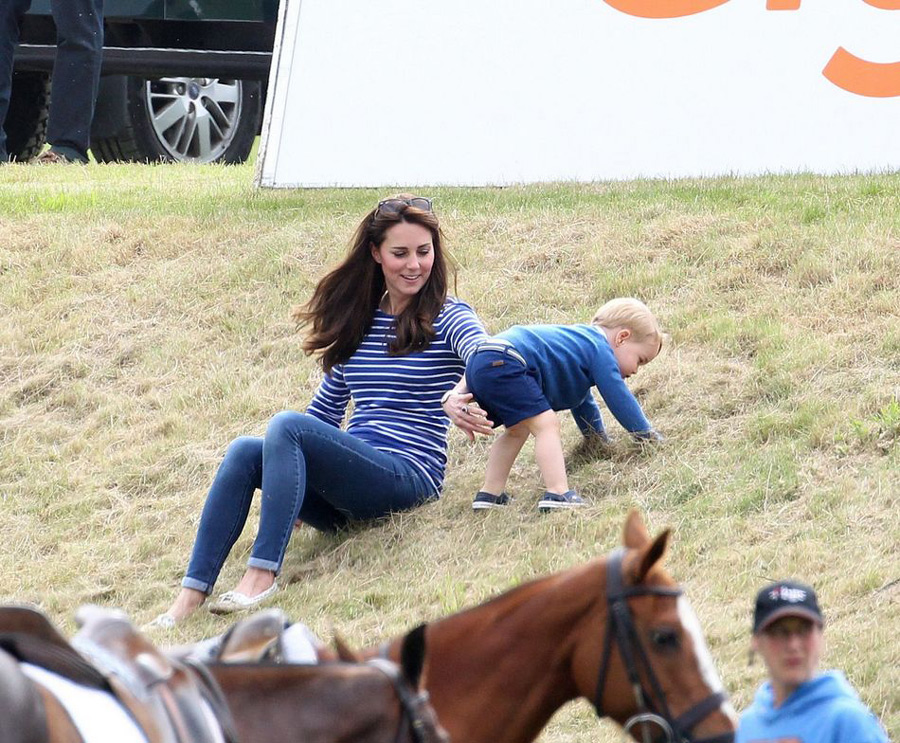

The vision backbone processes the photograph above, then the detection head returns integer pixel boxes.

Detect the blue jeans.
[182,411,436,594]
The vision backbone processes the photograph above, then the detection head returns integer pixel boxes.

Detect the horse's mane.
[429,546,678,635]
[430,555,608,631]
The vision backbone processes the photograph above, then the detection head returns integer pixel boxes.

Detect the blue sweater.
[497,323,653,437]
[737,671,888,743]
[305,298,486,494]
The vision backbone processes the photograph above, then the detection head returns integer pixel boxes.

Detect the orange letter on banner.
[603,0,729,19]
[823,47,900,97]
[861,0,900,8]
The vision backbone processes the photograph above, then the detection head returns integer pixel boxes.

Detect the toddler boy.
[466,297,663,511]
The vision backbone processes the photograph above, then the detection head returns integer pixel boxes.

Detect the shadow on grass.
[283,514,416,585]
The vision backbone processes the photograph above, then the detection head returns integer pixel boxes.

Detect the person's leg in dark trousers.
[0,0,32,162]
[46,0,103,162]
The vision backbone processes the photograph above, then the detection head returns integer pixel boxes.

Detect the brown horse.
[0,606,447,743]
[205,621,447,743]
[356,510,737,743]
[208,655,444,743]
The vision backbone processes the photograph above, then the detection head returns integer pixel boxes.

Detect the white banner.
[256,0,900,187]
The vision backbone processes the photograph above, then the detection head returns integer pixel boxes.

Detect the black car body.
[9,0,279,162]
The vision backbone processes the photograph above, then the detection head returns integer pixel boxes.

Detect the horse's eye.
[650,629,680,652]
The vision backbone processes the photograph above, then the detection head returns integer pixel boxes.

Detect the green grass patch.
[1,163,898,741]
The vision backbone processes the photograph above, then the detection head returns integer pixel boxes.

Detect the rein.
[367,657,432,743]
[181,657,243,743]
[593,549,733,743]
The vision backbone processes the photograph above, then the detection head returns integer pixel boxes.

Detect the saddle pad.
[21,663,148,743]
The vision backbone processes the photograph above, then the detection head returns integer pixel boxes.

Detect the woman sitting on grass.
[148,196,491,628]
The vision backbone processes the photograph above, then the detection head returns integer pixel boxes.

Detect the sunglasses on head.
[376,197,433,216]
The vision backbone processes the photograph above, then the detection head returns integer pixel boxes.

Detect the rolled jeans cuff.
[181,576,213,595]
[247,556,281,575]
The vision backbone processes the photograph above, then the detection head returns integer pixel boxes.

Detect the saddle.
[0,605,238,743]
[181,608,288,665]
[172,608,323,665]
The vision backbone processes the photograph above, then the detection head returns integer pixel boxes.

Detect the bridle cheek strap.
[592,549,734,743]
[366,658,430,743]
[594,549,677,718]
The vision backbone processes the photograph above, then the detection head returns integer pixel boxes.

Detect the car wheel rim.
[144,77,244,162]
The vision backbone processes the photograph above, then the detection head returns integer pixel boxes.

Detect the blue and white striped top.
[306,298,486,494]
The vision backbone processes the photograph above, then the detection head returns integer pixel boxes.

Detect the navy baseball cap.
[753,580,824,634]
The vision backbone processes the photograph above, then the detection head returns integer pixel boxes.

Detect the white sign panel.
[256,0,900,187]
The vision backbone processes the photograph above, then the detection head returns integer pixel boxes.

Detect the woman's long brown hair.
[294,200,451,373]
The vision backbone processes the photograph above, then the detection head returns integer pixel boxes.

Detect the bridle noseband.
[367,657,435,743]
[593,549,734,743]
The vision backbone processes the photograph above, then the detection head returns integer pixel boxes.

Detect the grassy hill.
[1,162,897,741]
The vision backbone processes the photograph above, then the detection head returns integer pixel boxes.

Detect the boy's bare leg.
[525,410,569,494]
[481,422,530,495]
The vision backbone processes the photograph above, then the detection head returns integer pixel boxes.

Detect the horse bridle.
[181,657,243,743]
[593,549,734,743]
[367,657,434,743]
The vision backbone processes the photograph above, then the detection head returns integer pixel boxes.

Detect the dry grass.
[1,163,898,740]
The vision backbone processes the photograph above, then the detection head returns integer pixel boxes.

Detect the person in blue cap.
[737,580,889,743]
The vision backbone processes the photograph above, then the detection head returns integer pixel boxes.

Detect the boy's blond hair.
[591,298,663,351]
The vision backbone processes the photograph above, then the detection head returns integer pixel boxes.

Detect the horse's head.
[576,510,737,743]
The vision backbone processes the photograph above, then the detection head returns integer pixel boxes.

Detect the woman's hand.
[442,391,494,441]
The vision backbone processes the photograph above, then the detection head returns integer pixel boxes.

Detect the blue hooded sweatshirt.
[737,670,889,743]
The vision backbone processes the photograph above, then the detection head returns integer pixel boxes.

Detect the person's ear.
[616,328,631,346]
[370,243,382,263]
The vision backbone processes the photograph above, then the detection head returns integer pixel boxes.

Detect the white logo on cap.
[770,586,807,603]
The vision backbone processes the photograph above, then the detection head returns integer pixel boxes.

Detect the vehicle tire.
[5,71,50,162]
[91,76,261,164]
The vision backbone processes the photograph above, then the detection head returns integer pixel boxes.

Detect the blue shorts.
[466,341,551,429]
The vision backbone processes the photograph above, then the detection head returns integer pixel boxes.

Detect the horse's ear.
[629,528,671,584]
[399,624,427,689]
[623,508,651,549]
[315,644,339,662]
[333,632,362,662]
